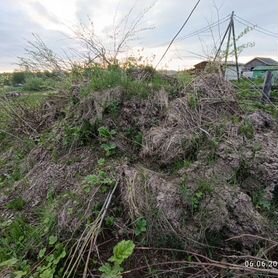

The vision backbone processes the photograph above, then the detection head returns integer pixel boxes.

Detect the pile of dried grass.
[119,165,182,234]
[142,73,241,164]
[0,94,68,137]
[74,86,123,124]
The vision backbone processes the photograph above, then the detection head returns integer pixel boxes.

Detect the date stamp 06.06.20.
[244,260,278,269]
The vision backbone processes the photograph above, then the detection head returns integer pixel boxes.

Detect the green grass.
[234,79,278,118]
[6,197,26,211]
[78,65,181,99]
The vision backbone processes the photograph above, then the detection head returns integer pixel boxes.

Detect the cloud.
[0,0,277,71]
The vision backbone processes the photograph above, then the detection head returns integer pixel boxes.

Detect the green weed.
[239,120,255,139]
[6,197,26,211]
[63,120,95,148]
[252,190,271,213]
[101,143,117,157]
[180,179,213,214]
[99,240,135,278]
[187,93,199,109]
[104,101,121,116]
[228,160,250,185]
[23,77,45,91]
[98,127,117,140]
[134,217,147,236]
[84,170,115,193]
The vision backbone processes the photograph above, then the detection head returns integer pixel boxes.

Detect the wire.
[235,15,278,36]
[234,17,278,39]
[235,18,278,39]
[150,15,229,49]
[178,15,230,40]
[155,0,201,68]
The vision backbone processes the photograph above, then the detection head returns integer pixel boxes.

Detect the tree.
[12,71,25,85]
[17,4,154,72]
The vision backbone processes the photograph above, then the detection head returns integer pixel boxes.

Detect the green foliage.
[23,77,45,91]
[134,218,147,236]
[234,79,278,118]
[0,257,18,268]
[12,71,26,85]
[78,65,181,100]
[98,127,117,140]
[170,159,192,173]
[239,120,255,139]
[84,66,126,92]
[97,158,106,167]
[206,138,219,163]
[48,235,58,245]
[109,240,135,265]
[124,128,143,148]
[0,72,12,86]
[34,241,66,278]
[134,132,143,146]
[6,197,26,211]
[177,71,193,86]
[101,143,117,157]
[99,240,135,278]
[187,93,199,109]
[63,120,94,148]
[180,179,213,213]
[104,101,121,116]
[84,170,115,192]
[0,217,31,260]
[105,216,116,227]
[229,160,250,185]
[252,190,271,213]
[99,263,123,278]
[0,195,59,275]
[97,127,118,156]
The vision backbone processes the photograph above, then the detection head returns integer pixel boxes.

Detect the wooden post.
[261,71,273,103]
[231,13,240,81]
[224,13,233,65]
[214,20,232,61]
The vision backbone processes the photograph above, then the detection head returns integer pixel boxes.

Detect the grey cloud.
[0,0,277,71]
[0,2,71,71]
[28,2,60,25]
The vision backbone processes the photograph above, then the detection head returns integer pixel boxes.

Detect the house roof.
[253,65,278,71]
[194,61,208,67]
[245,57,278,66]
[194,60,244,67]
[225,61,244,66]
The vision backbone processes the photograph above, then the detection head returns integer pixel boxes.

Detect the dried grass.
[63,181,119,278]
[120,165,182,234]
[76,86,123,123]
[142,73,241,164]
[0,94,68,137]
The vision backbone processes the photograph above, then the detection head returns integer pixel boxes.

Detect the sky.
[0,0,277,72]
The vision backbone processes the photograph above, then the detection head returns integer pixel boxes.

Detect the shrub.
[12,71,25,85]
[23,77,45,91]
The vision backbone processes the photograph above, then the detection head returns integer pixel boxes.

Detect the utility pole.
[231,12,240,81]
[214,11,240,81]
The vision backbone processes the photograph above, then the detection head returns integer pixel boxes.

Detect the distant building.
[193,61,209,73]
[224,61,244,81]
[193,60,243,80]
[244,57,278,71]
[252,66,278,84]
